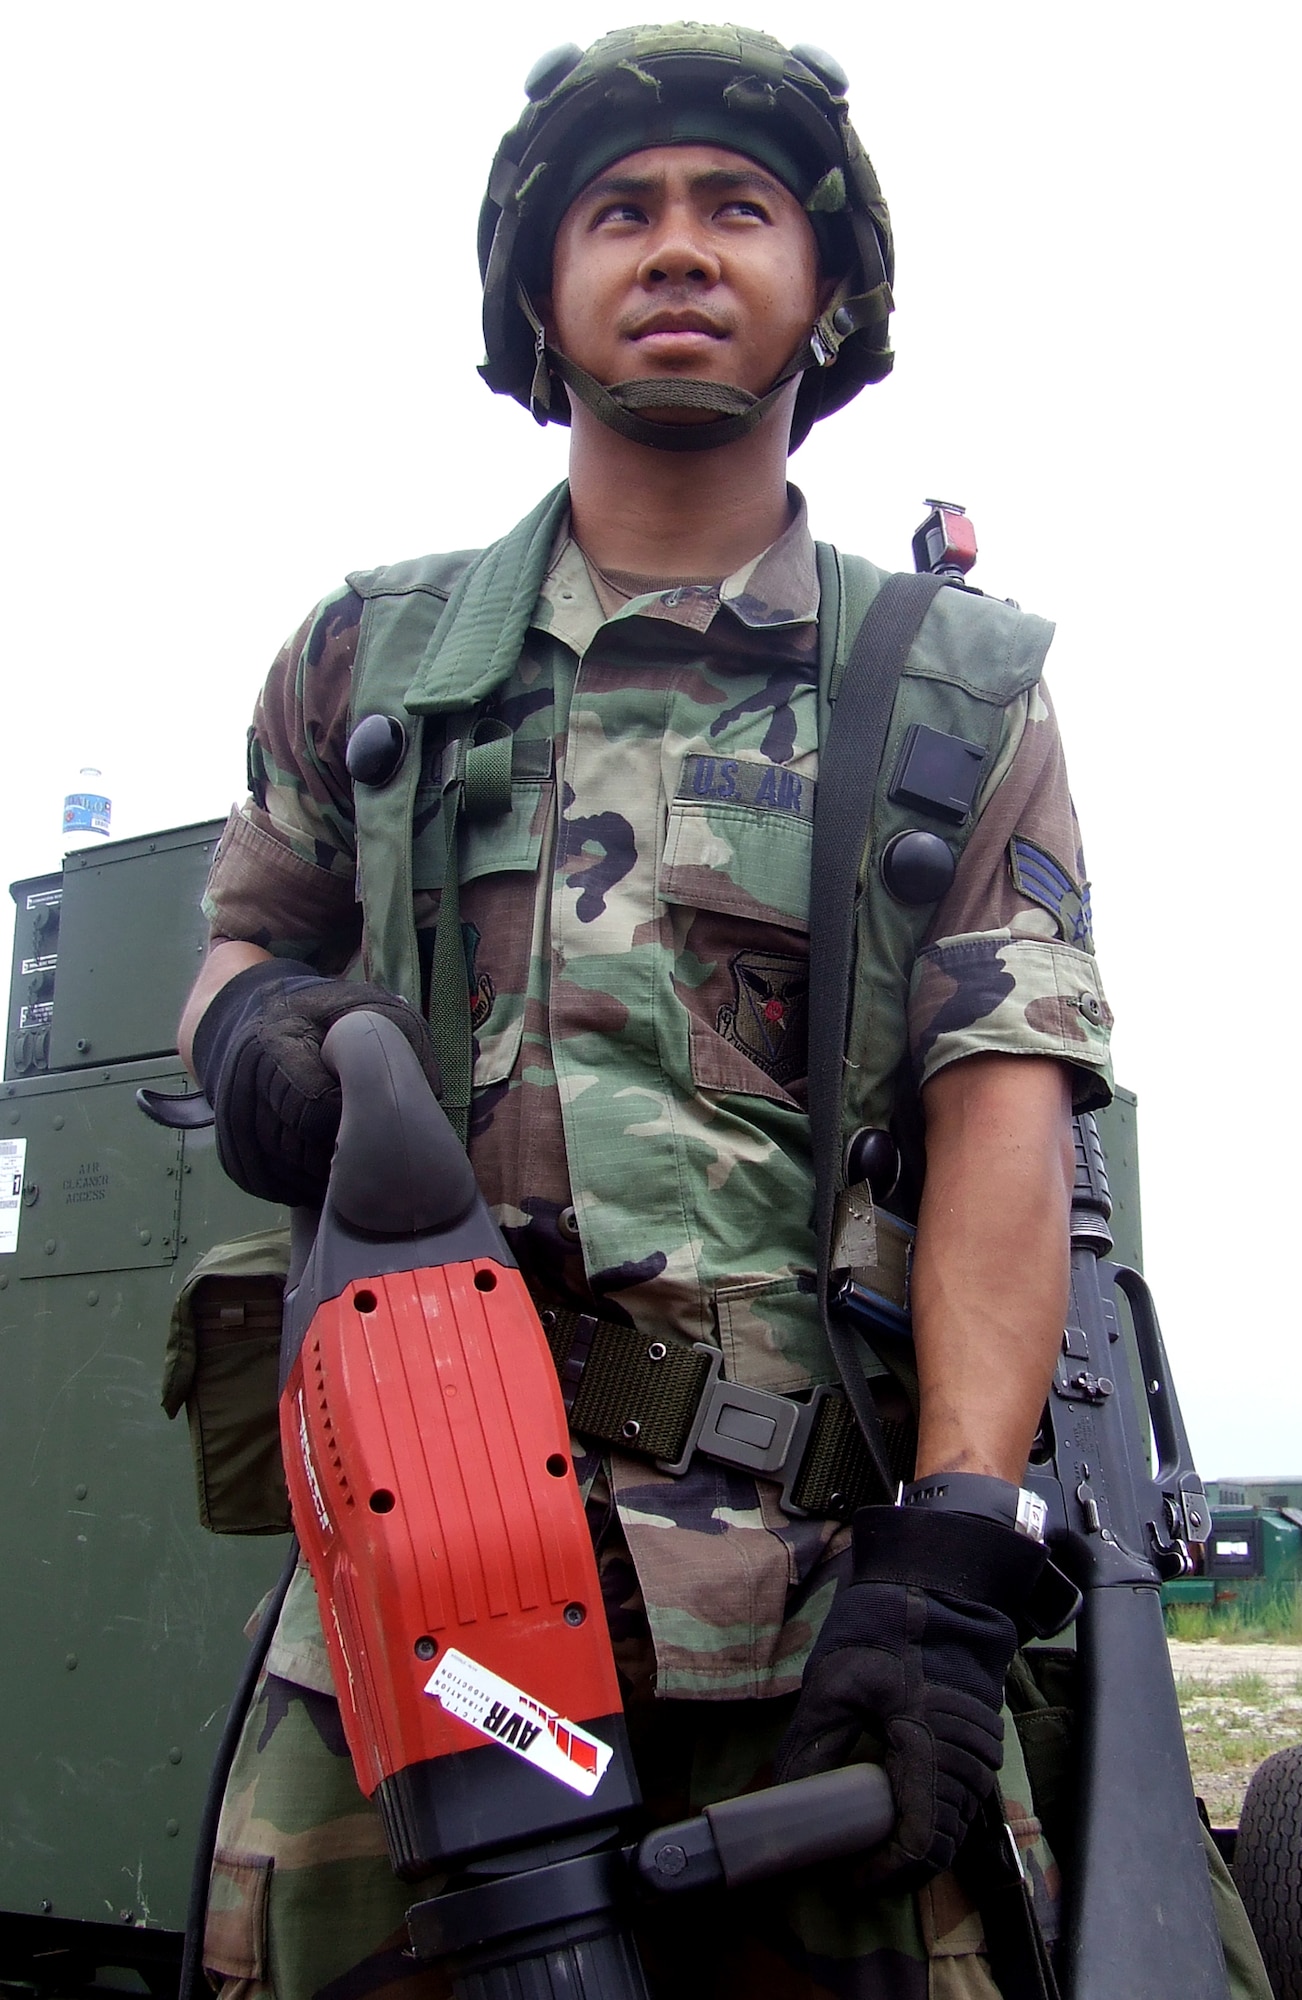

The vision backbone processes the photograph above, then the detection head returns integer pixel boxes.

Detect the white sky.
[3,2,1298,1474]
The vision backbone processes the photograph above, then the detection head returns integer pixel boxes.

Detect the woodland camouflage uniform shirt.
[204,491,1113,1703]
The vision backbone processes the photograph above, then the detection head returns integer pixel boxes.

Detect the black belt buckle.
[654,1345,834,1516]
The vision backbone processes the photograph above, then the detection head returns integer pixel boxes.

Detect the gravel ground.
[1168,1641,1302,1691]
[1168,1640,1302,1825]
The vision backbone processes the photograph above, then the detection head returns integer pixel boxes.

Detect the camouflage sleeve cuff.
[202,805,361,966]
[909,931,1113,1111]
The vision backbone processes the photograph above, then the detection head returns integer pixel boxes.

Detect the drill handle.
[638,1763,894,1894]
[320,1009,478,1237]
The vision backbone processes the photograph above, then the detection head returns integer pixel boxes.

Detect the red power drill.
[280,1013,892,1996]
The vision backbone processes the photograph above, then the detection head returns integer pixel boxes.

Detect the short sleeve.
[202,584,365,969]
[907,680,1113,1109]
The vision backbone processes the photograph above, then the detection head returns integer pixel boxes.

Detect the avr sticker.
[425,1647,612,1797]
[0,1139,28,1254]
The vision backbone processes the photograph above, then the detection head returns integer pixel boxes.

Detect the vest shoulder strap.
[810,547,1054,1494]
[344,550,481,1012]
[814,547,1053,1153]
[832,553,1053,1147]
[343,483,570,1124]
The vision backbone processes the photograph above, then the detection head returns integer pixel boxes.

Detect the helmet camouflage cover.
[478,22,894,451]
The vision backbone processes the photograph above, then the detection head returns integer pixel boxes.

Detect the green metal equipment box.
[2,823,286,1992]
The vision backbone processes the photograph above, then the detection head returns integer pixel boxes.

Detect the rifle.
[817,507,1230,1998]
[837,1110,1228,1997]
[1033,1113,1226,1998]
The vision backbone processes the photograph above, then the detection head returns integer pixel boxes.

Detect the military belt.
[533,1300,912,1519]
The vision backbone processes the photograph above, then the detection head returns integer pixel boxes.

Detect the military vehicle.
[1164,1504,1302,1618]
[3,819,1299,2000]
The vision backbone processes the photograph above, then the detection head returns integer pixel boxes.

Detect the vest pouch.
[162,1229,292,1535]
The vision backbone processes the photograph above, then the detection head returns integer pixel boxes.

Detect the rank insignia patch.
[1009,838,1094,950]
[716,950,809,1085]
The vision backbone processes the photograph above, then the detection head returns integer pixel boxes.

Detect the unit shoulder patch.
[716,948,809,1085]
[462,921,496,1032]
[1008,837,1094,950]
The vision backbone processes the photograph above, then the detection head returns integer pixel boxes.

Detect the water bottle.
[63,766,112,843]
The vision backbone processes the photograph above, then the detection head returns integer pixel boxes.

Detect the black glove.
[776,1504,1056,1889]
[191,959,441,1207]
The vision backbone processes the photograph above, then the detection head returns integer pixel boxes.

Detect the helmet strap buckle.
[809,322,837,369]
[519,289,554,424]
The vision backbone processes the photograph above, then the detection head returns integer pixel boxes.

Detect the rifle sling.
[965,1794,1063,2000]
[808,571,947,1499]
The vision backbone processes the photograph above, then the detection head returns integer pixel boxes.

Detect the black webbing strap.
[966,1794,1063,2000]
[808,570,947,1501]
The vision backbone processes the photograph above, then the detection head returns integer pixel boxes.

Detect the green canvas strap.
[409,487,570,1142]
[349,554,484,1017]
[533,1297,916,1514]
[426,719,515,1143]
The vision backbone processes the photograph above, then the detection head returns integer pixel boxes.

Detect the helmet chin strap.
[519,286,860,454]
[551,355,785,452]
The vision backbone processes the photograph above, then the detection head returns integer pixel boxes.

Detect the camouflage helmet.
[477,23,894,452]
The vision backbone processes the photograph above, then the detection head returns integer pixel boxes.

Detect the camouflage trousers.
[204,1563,1269,2000]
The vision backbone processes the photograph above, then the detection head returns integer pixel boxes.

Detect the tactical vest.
[167,485,1055,1541]
[344,482,1053,1173]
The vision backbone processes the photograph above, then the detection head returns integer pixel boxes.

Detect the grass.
[1173,1649,1302,1823]
[1165,1587,1302,1644]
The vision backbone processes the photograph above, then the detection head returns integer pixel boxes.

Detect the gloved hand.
[776,1503,1058,1889]
[191,959,441,1207]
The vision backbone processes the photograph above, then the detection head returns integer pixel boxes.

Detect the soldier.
[177,25,1259,2000]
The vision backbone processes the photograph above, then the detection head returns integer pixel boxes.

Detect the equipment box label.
[0,1139,27,1253]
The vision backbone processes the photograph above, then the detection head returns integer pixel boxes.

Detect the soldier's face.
[544,144,824,406]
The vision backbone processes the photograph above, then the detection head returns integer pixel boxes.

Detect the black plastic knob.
[790,43,849,96]
[345,713,408,789]
[524,43,584,102]
[881,830,956,905]
[845,1127,900,1200]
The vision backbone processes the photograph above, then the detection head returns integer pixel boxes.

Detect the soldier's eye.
[594,202,646,227]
